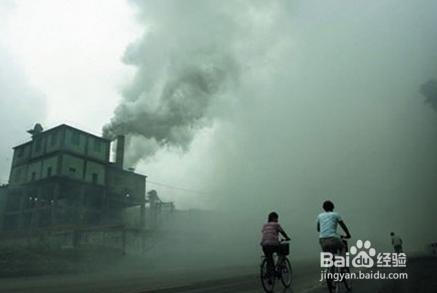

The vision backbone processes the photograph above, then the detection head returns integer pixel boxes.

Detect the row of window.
[16,133,104,158]
[30,167,53,181]
[70,133,103,152]
[29,168,100,184]
[15,168,99,185]
[67,168,99,183]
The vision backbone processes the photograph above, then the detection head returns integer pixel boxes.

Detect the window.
[71,132,80,145]
[92,173,98,184]
[50,132,57,146]
[47,167,52,177]
[93,140,102,152]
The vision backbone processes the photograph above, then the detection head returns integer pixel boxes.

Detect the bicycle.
[260,239,292,293]
[325,237,352,293]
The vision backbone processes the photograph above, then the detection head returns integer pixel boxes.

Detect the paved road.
[377,256,437,293]
[0,257,435,293]
[135,256,437,293]
[0,260,318,293]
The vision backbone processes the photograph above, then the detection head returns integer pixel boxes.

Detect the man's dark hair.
[323,200,335,212]
[268,212,279,222]
[390,232,395,236]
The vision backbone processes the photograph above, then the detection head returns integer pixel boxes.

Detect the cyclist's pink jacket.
[261,222,284,246]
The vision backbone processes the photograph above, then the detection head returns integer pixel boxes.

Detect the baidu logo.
[320,239,406,269]
[349,240,376,268]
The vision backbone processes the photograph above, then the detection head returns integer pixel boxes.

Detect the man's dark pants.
[262,245,280,275]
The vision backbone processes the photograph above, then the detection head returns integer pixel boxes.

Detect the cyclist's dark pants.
[262,245,280,275]
[319,237,345,290]
[394,245,403,253]
[319,237,344,254]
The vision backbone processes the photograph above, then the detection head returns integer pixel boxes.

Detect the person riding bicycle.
[260,212,291,277]
[317,200,351,253]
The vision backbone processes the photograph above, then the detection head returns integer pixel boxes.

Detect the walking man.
[390,232,403,253]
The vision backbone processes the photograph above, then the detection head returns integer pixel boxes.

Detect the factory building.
[0,124,146,232]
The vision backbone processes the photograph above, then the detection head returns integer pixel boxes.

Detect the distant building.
[0,124,146,231]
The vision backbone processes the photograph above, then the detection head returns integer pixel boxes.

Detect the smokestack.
[115,135,125,169]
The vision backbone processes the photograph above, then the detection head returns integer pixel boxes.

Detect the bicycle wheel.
[335,281,349,293]
[340,267,352,292]
[279,257,293,288]
[260,258,275,293]
[333,267,351,293]
[326,266,336,293]
[342,278,352,292]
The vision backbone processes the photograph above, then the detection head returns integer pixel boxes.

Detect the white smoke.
[101,0,437,259]
[104,1,280,166]
[103,1,291,167]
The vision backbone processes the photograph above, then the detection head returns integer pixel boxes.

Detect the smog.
[104,0,437,264]
[1,0,437,292]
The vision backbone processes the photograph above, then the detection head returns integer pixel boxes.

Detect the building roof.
[13,124,110,149]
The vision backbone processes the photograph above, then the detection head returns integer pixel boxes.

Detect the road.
[0,257,435,293]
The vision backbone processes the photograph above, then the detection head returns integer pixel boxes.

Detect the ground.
[0,256,435,292]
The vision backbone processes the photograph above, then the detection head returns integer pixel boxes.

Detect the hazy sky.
[1,0,437,255]
[0,0,139,182]
[2,0,140,129]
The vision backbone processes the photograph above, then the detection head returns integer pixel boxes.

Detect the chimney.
[115,135,125,169]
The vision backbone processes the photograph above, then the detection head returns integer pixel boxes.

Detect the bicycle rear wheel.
[260,258,275,293]
[333,268,351,293]
[326,266,336,293]
[341,279,352,292]
[279,257,292,288]
[339,267,352,292]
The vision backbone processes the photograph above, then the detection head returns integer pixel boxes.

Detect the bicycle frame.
[324,239,351,293]
[260,241,292,292]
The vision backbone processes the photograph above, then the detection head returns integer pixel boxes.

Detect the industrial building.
[0,124,146,232]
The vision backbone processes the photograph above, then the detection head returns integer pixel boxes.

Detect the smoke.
[141,0,437,258]
[102,1,255,166]
[103,0,437,263]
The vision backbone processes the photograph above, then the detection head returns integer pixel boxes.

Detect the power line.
[147,180,212,196]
